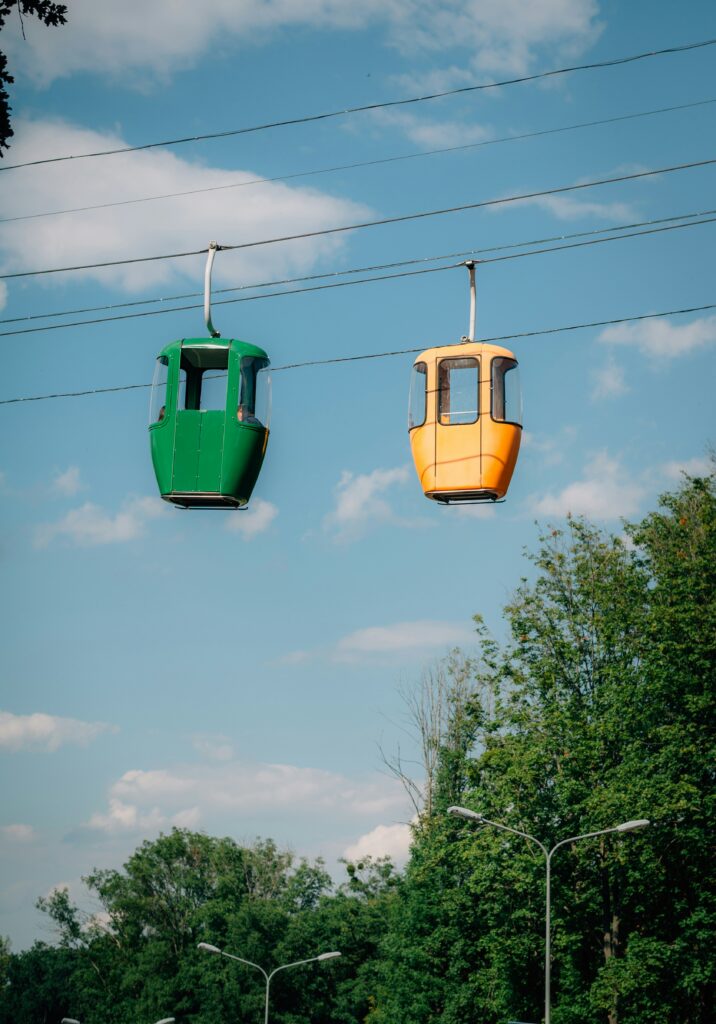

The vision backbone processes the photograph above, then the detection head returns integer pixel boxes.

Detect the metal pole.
[464,260,476,342]
[545,850,552,1024]
[204,241,221,338]
[265,972,271,1024]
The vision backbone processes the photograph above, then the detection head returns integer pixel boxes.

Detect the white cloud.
[334,619,474,661]
[225,498,278,539]
[531,452,646,520]
[192,733,235,762]
[0,710,115,752]
[1,119,372,294]
[1,824,37,842]
[521,426,576,466]
[343,822,413,865]
[368,108,493,148]
[35,495,168,548]
[325,466,410,539]
[281,618,474,665]
[84,758,405,836]
[598,315,716,360]
[51,466,83,497]
[492,192,637,223]
[0,281,7,312]
[5,1,601,85]
[591,354,629,401]
[662,456,713,480]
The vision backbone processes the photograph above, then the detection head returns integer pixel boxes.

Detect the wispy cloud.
[0,710,116,753]
[191,733,235,763]
[225,498,278,539]
[51,466,83,497]
[530,452,646,520]
[5,1,601,85]
[1,824,37,842]
[324,466,412,540]
[492,191,638,223]
[282,618,475,666]
[35,495,168,548]
[343,822,413,866]
[367,107,493,148]
[334,620,474,661]
[83,758,404,837]
[661,456,713,481]
[598,315,716,360]
[591,354,629,401]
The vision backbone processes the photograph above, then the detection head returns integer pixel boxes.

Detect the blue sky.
[1,0,715,950]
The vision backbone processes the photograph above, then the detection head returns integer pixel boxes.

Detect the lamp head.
[61,1019,81,1024]
[616,819,650,832]
[447,806,483,822]
[198,942,221,954]
[155,1018,175,1024]
[318,951,341,961]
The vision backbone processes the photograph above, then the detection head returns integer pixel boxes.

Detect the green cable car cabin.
[149,337,270,508]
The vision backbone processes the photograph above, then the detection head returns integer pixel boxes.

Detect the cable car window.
[409,362,427,429]
[438,358,478,425]
[492,357,522,425]
[180,347,228,411]
[239,356,270,425]
[149,356,169,424]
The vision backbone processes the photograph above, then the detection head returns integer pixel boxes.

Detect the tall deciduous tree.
[373,470,715,1024]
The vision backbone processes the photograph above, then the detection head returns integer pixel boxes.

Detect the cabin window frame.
[437,356,479,426]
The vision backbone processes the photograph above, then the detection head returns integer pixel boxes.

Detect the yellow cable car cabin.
[408,341,522,503]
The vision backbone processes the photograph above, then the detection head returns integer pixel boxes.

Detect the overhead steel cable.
[2,301,714,406]
[3,207,715,327]
[1,213,715,339]
[3,96,714,225]
[2,36,715,172]
[2,156,716,282]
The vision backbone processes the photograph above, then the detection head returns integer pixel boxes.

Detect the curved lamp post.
[198,942,341,1024]
[447,806,649,1024]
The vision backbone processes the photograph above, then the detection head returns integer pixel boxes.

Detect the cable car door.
[434,355,481,493]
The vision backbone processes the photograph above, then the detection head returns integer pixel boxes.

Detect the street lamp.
[198,942,341,1024]
[61,1019,81,1024]
[447,806,649,1024]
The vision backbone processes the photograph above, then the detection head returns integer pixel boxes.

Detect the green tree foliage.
[2,473,713,1024]
[0,1,67,154]
[373,470,715,1024]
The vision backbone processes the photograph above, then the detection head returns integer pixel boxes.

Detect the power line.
[2,302,713,406]
[2,214,715,338]
[2,36,715,172]
[3,208,715,328]
[3,97,714,225]
[3,156,715,281]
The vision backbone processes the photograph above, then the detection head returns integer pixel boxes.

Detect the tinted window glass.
[238,356,270,425]
[438,358,478,425]
[492,357,522,425]
[409,362,427,429]
[149,356,169,424]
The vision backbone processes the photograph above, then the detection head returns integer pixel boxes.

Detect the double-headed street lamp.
[447,806,649,1024]
[198,942,341,1024]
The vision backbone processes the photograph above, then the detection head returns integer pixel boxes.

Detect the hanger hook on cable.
[204,241,222,338]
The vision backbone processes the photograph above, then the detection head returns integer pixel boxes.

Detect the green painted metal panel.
[197,411,225,491]
[172,411,201,491]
